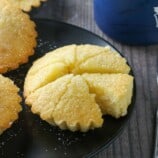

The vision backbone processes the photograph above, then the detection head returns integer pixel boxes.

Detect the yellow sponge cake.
[82,73,133,118]
[0,75,22,135]
[24,44,133,132]
[26,74,103,132]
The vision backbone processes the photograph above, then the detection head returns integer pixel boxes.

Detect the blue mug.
[94,0,158,45]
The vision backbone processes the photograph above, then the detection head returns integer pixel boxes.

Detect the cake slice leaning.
[82,73,133,118]
[74,49,130,74]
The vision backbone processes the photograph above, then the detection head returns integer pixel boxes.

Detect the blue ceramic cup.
[94,0,158,45]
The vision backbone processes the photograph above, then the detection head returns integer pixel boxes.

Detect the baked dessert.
[6,0,47,12]
[24,45,130,96]
[82,73,133,118]
[0,74,22,135]
[26,74,103,132]
[24,44,133,132]
[0,0,37,73]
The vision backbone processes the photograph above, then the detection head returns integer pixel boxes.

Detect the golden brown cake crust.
[0,74,22,135]
[82,73,133,118]
[24,44,133,132]
[0,1,37,73]
[52,76,103,132]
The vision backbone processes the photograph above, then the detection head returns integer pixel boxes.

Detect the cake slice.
[26,74,73,125]
[82,73,133,118]
[74,50,130,74]
[24,62,68,97]
[29,44,76,75]
[53,75,103,132]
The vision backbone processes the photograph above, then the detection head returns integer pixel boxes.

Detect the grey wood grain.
[30,0,158,157]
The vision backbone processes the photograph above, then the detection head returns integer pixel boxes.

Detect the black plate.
[0,19,135,158]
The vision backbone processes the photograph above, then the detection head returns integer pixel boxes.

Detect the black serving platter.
[0,19,135,158]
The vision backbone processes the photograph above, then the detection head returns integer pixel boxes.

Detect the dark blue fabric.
[94,0,158,45]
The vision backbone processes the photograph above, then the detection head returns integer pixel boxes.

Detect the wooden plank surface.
[30,0,158,157]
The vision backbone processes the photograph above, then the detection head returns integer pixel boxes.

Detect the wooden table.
[31,0,158,157]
